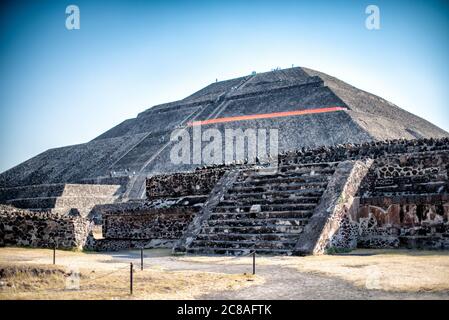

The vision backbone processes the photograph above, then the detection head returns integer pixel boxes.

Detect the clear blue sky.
[1,0,448,172]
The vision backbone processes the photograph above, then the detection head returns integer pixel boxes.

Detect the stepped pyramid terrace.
[1,67,448,254]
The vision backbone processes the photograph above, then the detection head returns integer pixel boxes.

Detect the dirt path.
[102,250,449,300]
[200,264,449,300]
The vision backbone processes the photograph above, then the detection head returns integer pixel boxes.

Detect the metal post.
[140,247,143,271]
[130,263,133,295]
[252,251,256,275]
[53,246,56,265]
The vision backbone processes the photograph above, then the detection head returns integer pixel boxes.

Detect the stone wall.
[357,151,448,197]
[146,167,226,200]
[330,149,449,250]
[88,196,205,251]
[0,205,91,249]
[145,138,449,201]
[103,208,197,240]
[280,137,449,165]
[331,195,449,249]
[131,139,449,253]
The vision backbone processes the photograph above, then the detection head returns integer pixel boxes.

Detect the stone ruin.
[0,205,90,249]
[1,138,447,254]
[83,138,447,254]
[0,67,448,254]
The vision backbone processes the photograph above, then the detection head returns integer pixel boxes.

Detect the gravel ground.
[200,263,449,300]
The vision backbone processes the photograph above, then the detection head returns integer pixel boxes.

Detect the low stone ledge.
[87,238,175,252]
[360,194,449,206]
[89,195,206,225]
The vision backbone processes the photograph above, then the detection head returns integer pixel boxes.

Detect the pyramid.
[1,67,447,199]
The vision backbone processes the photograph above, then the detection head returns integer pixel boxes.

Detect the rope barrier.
[6,249,259,296]
[80,265,130,286]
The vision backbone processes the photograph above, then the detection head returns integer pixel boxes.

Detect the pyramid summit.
[0,67,447,195]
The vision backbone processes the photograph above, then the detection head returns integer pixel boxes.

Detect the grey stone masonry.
[146,168,226,200]
[89,195,207,251]
[329,148,449,250]
[173,170,240,253]
[181,162,339,255]
[0,205,91,249]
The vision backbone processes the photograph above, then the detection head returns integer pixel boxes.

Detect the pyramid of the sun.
[1,67,448,201]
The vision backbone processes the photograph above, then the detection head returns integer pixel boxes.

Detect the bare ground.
[1,247,448,300]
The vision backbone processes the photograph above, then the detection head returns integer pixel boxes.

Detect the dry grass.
[0,264,68,295]
[0,247,123,271]
[2,247,448,297]
[0,247,262,299]
[291,250,449,292]
[180,250,449,292]
[0,262,261,300]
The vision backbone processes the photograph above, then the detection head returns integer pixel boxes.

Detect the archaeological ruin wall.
[330,148,449,250]
[146,167,227,199]
[0,205,91,249]
[89,201,202,251]
[89,169,226,251]
[99,138,449,253]
[280,137,449,165]
[1,138,448,253]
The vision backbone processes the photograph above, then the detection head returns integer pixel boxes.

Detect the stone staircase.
[123,175,148,200]
[186,162,339,255]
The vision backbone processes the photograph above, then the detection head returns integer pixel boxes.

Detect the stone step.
[212,203,317,213]
[370,181,448,195]
[0,183,121,203]
[6,196,117,210]
[237,169,335,181]
[208,210,313,220]
[183,161,336,256]
[54,196,117,208]
[374,176,445,184]
[200,224,304,234]
[228,181,328,194]
[191,239,297,250]
[238,168,335,181]
[373,179,447,187]
[0,184,66,202]
[234,175,329,187]
[196,232,300,242]
[360,193,449,206]
[5,197,58,209]
[254,162,339,174]
[186,246,293,256]
[205,217,309,227]
[62,184,121,197]
[217,196,320,207]
[224,189,325,200]
[242,165,336,175]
